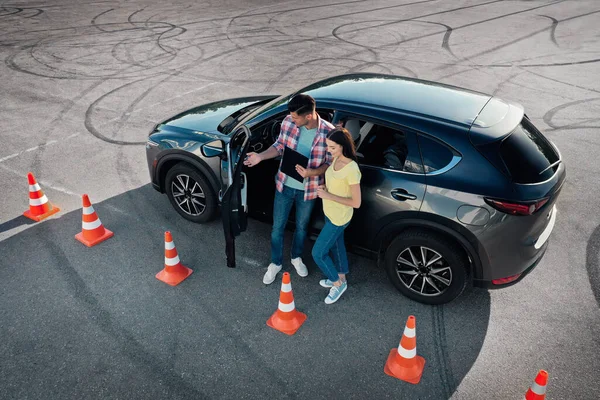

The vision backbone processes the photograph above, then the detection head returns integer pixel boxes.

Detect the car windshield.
[218,98,275,134]
[229,94,290,132]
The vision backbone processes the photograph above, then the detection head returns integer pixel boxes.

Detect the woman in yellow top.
[312,128,362,304]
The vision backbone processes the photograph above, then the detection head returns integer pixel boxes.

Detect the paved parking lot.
[1,0,599,398]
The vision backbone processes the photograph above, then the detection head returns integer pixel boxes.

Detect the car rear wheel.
[384,229,468,305]
[165,163,217,223]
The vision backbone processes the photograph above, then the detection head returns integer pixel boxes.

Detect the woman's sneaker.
[319,279,334,288]
[325,281,347,304]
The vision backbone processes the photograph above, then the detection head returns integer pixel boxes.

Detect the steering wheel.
[270,121,282,143]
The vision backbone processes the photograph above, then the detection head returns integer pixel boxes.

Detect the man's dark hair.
[287,94,316,116]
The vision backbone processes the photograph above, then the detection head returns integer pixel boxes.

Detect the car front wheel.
[384,229,468,305]
[165,163,217,223]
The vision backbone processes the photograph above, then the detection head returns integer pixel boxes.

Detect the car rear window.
[499,118,559,184]
[417,135,456,174]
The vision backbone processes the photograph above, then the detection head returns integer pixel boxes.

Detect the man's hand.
[295,165,313,178]
[316,185,329,199]
[244,152,262,167]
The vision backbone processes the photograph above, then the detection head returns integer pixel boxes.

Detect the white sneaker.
[263,263,282,285]
[291,257,308,277]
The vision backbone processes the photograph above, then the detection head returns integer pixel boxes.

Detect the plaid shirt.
[272,115,334,201]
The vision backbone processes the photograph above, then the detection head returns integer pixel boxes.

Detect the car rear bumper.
[473,239,548,289]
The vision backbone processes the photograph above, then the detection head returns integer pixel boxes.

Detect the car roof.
[300,73,492,128]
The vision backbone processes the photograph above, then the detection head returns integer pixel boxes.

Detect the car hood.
[159,95,276,134]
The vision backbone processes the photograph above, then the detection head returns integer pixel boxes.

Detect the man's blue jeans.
[271,186,316,266]
[311,216,350,283]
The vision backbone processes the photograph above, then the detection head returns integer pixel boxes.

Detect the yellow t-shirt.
[323,158,362,226]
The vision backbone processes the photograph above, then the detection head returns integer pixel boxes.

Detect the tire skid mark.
[586,224,600,308]
[539,15,559,46]
[30,79,106,179]
[6,17,188,79]
[438,6,600,69]
[90,8,115,32]
[309,0,439,24]
[332,0,505,38]
[178,0,367,28]
[542,98,600,131]
[432,305,455,398]
[35,223,208,399]
[85,79,150,146]
[492,71,523,96]
[328,0,564,68]
[414,20,456,58]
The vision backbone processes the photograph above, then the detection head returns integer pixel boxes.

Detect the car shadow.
[0,184,490,399]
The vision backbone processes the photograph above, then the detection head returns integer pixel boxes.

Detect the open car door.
[219,125,250,268]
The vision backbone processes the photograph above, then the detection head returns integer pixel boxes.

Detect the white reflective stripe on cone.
[29,195,48,206]
[82,219,102,230]
[281,282,292,292]
[397,345,417,359]
[403,326,416,338]
[29,184,41,192]
[278,301,295,312]
[530,382,547,395]
[83,206,95,215]
[165,255,180,266]
[165,241,175,250]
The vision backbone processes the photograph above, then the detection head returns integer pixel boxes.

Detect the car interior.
[242,109,413,234]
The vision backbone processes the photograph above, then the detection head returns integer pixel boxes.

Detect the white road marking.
[0,164,79,196]
[96,82,219,128]
[240,257,262,267]
[0,137,70,164]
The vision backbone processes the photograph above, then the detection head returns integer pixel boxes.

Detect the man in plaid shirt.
[244,94,334,284]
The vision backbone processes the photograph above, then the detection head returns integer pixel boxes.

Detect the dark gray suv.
[145,74,565,305]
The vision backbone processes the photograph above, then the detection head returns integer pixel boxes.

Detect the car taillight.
[492,273,522,285]
[484,197,549,216]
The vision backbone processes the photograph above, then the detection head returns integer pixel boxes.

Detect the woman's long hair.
[327,127,357,161]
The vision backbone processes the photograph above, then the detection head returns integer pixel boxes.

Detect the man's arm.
[308,164,328,177]
[244,146,280,167]
[295,162,328,178]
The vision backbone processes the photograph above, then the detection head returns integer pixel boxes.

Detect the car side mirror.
[201,140,225,158]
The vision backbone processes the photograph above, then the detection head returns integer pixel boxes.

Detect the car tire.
[165,163,217,223]
[384,229,468,305]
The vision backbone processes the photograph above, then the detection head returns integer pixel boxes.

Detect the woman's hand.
[316,185,329,199]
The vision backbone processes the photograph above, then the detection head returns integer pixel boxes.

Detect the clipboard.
[281,146,309,183]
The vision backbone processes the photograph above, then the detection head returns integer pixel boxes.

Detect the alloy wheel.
[395,246,452,296]
[171,174,206,216]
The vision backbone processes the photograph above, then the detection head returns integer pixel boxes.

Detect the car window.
[417,135,456,174]
[356,123,423,173]
[499,118,560,183]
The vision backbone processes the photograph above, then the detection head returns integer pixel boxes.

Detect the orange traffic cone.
[23,172,60,221]
[75,194,114,247]
[266,272,306,335]
[384,315,426,384]
[156,231,193,286]
[525,370,548,400]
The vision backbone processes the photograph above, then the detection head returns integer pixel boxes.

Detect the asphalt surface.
[1,0,599,399]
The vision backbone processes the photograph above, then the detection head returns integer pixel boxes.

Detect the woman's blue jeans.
[311,216,350,283]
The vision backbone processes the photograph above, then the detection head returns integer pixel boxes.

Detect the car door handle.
[391,189,417,201]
